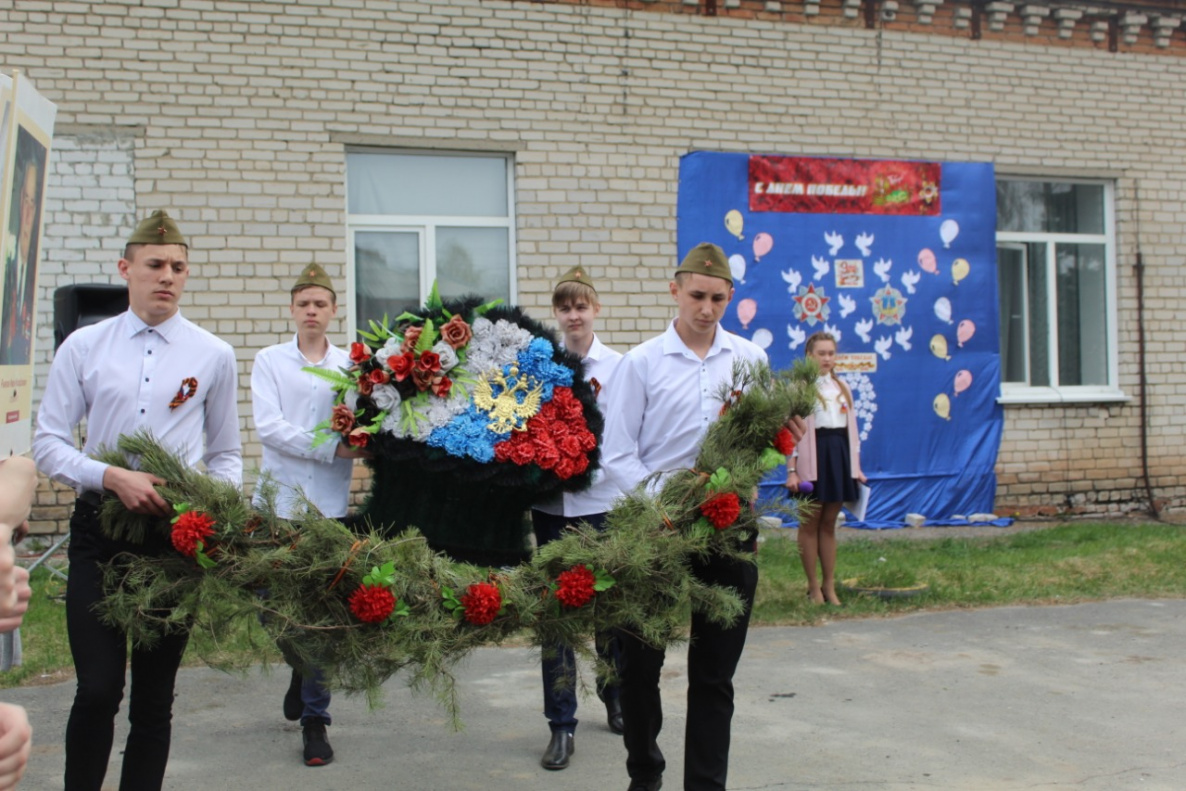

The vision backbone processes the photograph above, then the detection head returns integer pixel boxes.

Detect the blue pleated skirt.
[809,427,858,503]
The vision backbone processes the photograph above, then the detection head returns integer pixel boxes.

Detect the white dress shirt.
[251,337,353,519]
[602,319,768,495]
[534,334,624,517]
[813,375,849,429]
[33,310,243,492]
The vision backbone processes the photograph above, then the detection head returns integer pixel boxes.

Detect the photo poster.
[0,70,56,458]
[677,152,1004,528]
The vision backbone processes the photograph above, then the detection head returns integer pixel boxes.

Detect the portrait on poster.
[0,124,47,366]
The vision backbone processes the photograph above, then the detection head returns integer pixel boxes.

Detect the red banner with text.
[748,156,942,215]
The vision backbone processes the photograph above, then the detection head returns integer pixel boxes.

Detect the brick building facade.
[3,0,1184,532]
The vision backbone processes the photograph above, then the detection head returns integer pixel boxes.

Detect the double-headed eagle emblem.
[473,364,544,434]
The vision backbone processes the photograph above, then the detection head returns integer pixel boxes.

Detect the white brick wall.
[5,0,1184,529]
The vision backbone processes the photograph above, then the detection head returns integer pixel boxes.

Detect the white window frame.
[995,178,1126,405]
[344,149,517,339]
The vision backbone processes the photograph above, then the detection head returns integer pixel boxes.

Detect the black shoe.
[627,778,662,791]
[302,717,334,767]
[540,731,574,770]
[605,697,624,735]
[283,668,303,721]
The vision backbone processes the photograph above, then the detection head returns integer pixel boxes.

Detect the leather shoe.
[605,697,624,735]
[627,778,662,791]
[540,731,574,770]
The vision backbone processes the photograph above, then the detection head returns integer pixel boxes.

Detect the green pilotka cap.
[291,263,336,296]
[555,265,596,292]
[676,242,732,284]
[126,210,188,247]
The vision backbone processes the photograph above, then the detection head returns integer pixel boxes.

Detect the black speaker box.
[53,283,128,349]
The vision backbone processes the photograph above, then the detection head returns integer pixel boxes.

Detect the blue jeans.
[532,509,621,734]
[257,590,332,725]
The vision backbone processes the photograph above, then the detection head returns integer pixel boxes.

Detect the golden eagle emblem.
[473,364,544,434]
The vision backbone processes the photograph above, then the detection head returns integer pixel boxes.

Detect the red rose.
[349,584,396,624]
[172,510,216,558]
[700,492,742,530]
[555,564,597,608]
[349,342,371,364]
[554,456,577,480]
[461,582,502,625]
[388,352,415,381]
[330,404,355,434]
[509,441,535,466]
[347,428,371,448]
[400,326,423,354]
[431,375,452,398]
[440,314,473,349]
[773,427,796,456]
[416,351,441,373]
[357,373,374,396]
[411,366,434,392]
[368,369,390,386]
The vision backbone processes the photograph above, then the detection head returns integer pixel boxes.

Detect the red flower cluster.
[773,427,796,456]
[460,582,502,625]
[700,492,742,530]
[555,564,597,608]
[171,510,216,558]
[348,584,396,624]
[385,348,451,395]
[492,387,595,479]
[349,342,371,364]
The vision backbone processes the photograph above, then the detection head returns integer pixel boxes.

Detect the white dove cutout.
[811,255,830,281]
[786,323,806,350]
[875,335,893,360]
[837,292,857,318]
[901,269,921,295]
[823,231,844,256]
[855,232,874,257]
[895,325,913,351]
[823,323,842,344]
[854,318,874,343]
[873,257,892,283]
[780,267,802,294]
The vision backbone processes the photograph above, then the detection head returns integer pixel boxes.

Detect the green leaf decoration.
[356,327,382,343]
[473,297,504,316]
[363,561,396,588]
[170,502,190,524]
[195,542,217,569]
[416,319,437,353]
[708,467,732,493]
[593,569,616,592]
[393,310,421,324]
[425,281,444,313]
[759,447,786,471]
[302,366,356,390]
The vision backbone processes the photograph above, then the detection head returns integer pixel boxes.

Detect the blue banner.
[678,152,1003,528]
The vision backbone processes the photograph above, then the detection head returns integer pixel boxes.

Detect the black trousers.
[64,499,189,791]
[617,549,758,791]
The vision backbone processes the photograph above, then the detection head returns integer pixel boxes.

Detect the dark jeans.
[531,509,621,733]
[617,548,758,791]
[64,499,189,791]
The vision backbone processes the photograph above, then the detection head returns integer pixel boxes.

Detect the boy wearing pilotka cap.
[531,265,626,771]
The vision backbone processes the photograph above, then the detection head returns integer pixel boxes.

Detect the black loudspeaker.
[53,283,128,350]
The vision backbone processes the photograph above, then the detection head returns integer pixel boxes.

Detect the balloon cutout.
[918,248,938,275]
[737,298,758,329]
[729,254,747,284]
[934,296,953,325]
[725,209,745,240]
[953,369,973,396]
[930,334,951,361]
[957,320,976,348]
[752,232,774,262]
[933,393,951,420]
[940,219,959,248]
[751,328,773,349]
[951,258,970,286]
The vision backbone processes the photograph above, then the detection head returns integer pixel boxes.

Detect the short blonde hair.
[552,280,599,309]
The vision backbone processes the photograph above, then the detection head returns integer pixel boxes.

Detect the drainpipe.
[1133,202,1161,518]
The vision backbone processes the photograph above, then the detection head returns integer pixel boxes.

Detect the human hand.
[785,471,801,493]
[784,415,807,443]
[102,467,169,517]
[335,443,372,460]
[0,567,29,633]
[0,458,37,533]
[0,702,32,790]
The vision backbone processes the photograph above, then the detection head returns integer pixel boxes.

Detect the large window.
[346,150,515,328]
[996,179,1122,403]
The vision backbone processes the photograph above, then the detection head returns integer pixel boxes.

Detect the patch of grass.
[6,522,1186,686]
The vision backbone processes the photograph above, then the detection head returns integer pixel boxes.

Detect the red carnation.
[172,510,216,558]
[368,369,390,386]
[493,441,514,462]
[554,456,577,480]
[555,564,597,608]
[349,342,371,364]
[388,352,415,381]
[700,492,742,530]
[400,326,423,354]
[440,314,473,349]
[558,435,582,459]
[461,582,502,625]
[534,437,560,470]
[773,427,795,456]
[509,441,535,466]
[349,584,396,624]
[576,429,597,452]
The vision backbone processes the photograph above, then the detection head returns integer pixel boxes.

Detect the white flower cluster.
[466,317,533,375]
[842,372,877,442]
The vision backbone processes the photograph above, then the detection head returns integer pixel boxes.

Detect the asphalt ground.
[4,597,1184,790]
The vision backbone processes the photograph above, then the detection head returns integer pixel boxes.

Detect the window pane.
[997,247,1028,383]
[1056,243,1108,386]
[436,227,510,304]
[347,153,508,217]
[355,231,420,325]
[1025,242,1051,387]
[997,181,1105,234]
